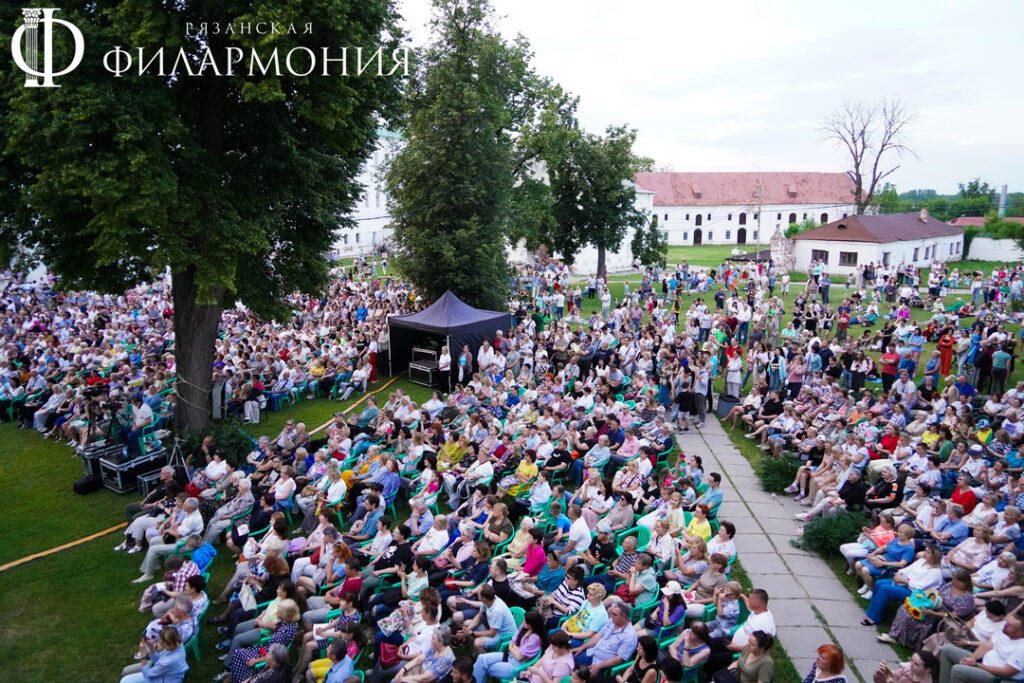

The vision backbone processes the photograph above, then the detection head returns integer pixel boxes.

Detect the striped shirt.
[613,552,638,575]
[551,582,586,614]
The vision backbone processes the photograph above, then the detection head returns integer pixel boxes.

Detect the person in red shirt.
[872,424,900,460]
[950,472,977,515]
[937,328,955,377]
[879,344,901,393]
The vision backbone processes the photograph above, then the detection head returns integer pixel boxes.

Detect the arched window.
[820,213,828,224]
[738,213,747,225]
[695,215,703,226]
[788,213,797,224]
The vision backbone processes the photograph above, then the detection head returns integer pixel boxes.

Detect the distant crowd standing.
[4,252,1024,683]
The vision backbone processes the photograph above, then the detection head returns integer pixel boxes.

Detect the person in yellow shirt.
[679,504,713,544]
[437,434,468,472]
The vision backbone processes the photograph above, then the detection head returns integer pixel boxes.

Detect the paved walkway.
[678,416,896,682]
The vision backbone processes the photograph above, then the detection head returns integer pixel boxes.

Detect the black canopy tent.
[387,290,513,375]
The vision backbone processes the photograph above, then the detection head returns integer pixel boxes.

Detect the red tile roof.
[790,212,964,243]
[949,216,1024,227]
[633,172,855,207]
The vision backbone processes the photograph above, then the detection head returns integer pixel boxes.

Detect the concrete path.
[678,416,897,682]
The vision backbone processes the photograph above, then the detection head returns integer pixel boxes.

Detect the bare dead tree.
[822,100,916,214]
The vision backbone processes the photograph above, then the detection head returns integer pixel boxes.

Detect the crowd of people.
[714,260,1024,683]
[7,253,1024,683]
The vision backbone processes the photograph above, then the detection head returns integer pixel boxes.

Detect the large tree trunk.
[596,243,606,282]
[171,266,224,432]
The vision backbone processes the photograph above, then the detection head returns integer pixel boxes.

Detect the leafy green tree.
[387,0,567,309]
[0,1,403,430]
[631,215,667,268]
[1007,193,1024,218]
[875,182,904,214]
[785,217,818,238]
[900,188,937,201]
[506,86,580,252]
[926,197,951,222]
[545,125,647,278]
[959,178,996,200]
[985,215,1024,253]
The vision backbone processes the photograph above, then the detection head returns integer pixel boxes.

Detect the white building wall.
[967,237,1024,262]
[793,234,964,274]
[657,203,857,247]
[334,136,401,257]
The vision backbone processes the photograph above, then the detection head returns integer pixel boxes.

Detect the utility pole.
[999,184,1008,218]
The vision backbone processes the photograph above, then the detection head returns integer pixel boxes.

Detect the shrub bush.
[795,509,871,558]
[757,456,800,493]
[179,419,256,467]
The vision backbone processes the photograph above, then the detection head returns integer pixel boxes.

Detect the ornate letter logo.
[11,8,85,87]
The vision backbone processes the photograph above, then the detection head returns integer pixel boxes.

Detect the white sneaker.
[857,585,869,595]
[114,541,127,552]
[862,590,873,600]
[132,573,154,584]
[846,567,854,576]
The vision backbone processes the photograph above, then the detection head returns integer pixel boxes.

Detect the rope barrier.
[0,375,401,573]
[0,522,127,573]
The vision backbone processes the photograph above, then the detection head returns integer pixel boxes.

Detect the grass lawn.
[0,381,427,682]
[920,259,1019,281]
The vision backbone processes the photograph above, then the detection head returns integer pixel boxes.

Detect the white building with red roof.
[788,210,964,273]
[633,171,857,247]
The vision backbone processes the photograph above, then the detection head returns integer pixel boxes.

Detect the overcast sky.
[397,0,1023,195]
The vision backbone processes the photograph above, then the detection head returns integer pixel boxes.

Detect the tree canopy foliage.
[0,1,404,429]
[785,217,819,238]
[631,215,667,268]
[874,178,1011,221]
[387,0,576,310]
[545,125,647,277]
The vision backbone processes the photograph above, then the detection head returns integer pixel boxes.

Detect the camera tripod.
[166,434,187,474]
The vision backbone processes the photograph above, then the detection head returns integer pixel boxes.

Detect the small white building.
[333,129,403,256]
[789,210,964,274]
[633,171,857,247]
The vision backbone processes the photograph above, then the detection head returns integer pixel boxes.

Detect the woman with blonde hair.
[218,598,301,682]
[120,626,188,683]
[666,537,709,582]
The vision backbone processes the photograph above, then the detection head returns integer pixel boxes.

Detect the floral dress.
[802,663,847,683]
[229,622,298,682]
[887,582,975,650]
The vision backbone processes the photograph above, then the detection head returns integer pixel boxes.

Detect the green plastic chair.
[497,606,527,650]
[629,585,661,623]
[497,652,542,683]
